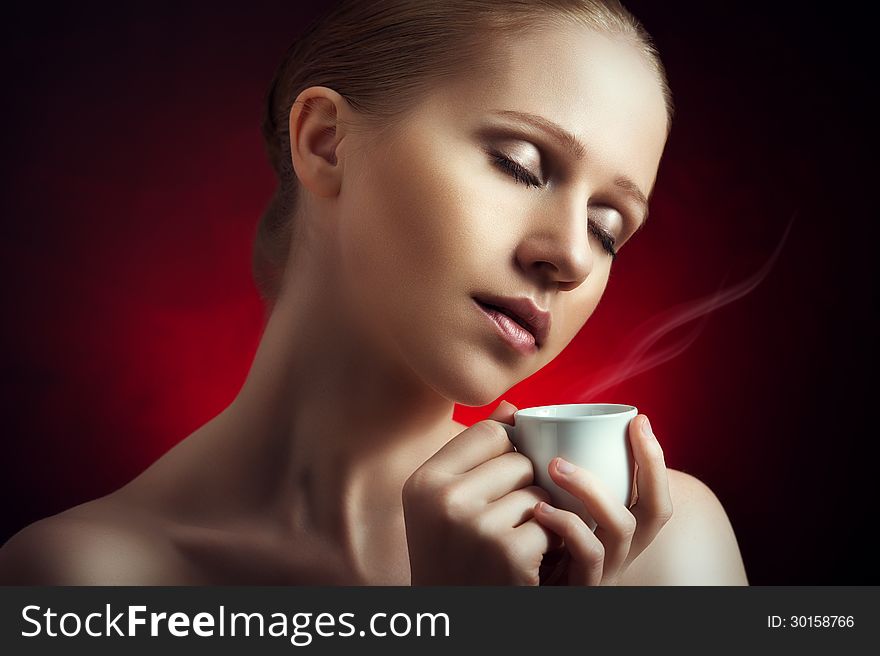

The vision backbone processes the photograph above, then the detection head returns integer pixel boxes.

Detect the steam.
[561,211,797,401]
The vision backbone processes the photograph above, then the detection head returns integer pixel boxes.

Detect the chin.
[415,347,517,408]
[451,385,506,409]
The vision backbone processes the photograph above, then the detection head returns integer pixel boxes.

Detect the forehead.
[428,22,668,195]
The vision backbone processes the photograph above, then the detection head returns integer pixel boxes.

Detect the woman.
[0,0,748,585]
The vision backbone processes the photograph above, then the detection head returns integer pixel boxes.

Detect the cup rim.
[514,403,637,421]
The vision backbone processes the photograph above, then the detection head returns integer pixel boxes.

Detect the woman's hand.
[402,401,563,585]
[532,414,674,586]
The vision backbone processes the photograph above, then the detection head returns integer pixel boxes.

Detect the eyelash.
[489,151,618,259]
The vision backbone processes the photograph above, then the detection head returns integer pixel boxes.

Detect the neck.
[217,235,460,581]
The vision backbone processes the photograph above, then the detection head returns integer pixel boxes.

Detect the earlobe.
[288,86,346,198]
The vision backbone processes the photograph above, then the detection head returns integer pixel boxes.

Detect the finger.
[532,502,603,585]
[510,516,564,558]
[454,452,535,505]
[425,401,518,474]
[627,415,674,563]
[481,485,553,529]
[488,400,518,424]
[545,458,635,578]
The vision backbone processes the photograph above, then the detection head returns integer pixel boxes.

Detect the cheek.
[335,137,477,332]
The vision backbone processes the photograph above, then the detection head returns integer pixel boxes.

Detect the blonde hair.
[254,0,673,307]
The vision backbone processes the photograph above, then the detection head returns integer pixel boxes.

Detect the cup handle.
[499,422,517,448]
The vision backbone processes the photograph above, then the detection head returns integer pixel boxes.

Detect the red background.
[1,1,876,584]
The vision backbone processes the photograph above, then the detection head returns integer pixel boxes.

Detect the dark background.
[1,1,876,584]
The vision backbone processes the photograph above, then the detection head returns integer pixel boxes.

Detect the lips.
[473,294,551,348]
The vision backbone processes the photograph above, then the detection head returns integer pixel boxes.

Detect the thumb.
[488,399,518,424]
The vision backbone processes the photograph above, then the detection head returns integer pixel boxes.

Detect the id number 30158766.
[767,615,855,629]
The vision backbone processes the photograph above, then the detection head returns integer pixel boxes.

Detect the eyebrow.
[488,109,651,226]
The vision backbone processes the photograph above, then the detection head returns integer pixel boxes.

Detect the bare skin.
[0,23,748,585]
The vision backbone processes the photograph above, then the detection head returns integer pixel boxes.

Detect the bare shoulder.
[0,500,189,585]
[618,468,750,586]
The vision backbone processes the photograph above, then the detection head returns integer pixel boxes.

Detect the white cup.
[500,403,638,531]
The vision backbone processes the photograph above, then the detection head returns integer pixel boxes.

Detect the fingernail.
[539,502,557,514]
[555,457,576,474]
[642,417,654,439]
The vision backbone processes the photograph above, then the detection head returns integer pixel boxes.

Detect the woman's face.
[333,23,669,406]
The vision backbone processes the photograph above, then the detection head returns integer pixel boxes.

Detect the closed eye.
[489,151,542,188]
[489,151,618,259]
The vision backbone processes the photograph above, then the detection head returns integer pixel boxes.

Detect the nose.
[515,197,594,292]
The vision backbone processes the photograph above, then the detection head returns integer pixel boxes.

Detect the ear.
[288,86,348,198]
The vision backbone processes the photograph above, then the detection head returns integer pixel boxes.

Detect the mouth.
[472,294,551,351]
